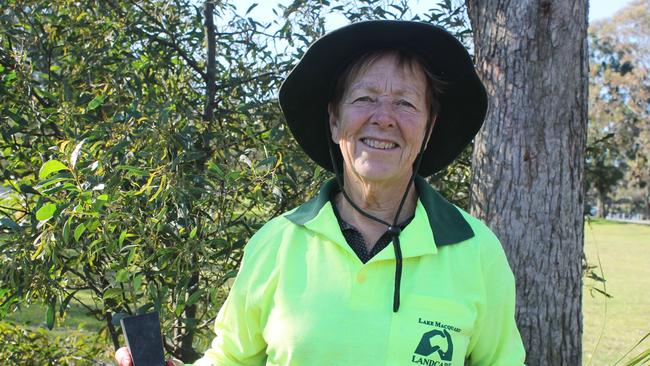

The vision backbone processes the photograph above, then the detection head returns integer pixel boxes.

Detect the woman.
[117,20,525,366]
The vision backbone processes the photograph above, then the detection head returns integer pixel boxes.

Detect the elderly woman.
[118,20,525,366]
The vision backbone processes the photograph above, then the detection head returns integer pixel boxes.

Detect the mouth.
[360,137,399,150]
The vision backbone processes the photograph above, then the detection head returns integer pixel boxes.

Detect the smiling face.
[329,52,432,187]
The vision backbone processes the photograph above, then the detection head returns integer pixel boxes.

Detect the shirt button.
[356,272,366,284]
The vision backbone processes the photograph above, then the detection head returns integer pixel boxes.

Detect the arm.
[193,281,267,366]
[467,235,526,365]
[194,221,282,366]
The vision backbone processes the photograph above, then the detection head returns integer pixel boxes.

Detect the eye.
[352,96,374,103]
[396,99,416,108]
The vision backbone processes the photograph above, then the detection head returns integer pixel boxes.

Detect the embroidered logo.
[411,318,458,365]
[414,328,453,361]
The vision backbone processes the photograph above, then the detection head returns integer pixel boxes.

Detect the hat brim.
[279,20,487,177]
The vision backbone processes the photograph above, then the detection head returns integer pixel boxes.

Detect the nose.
[370,99,396,128]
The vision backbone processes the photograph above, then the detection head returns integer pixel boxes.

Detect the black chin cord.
[326,120,432,312]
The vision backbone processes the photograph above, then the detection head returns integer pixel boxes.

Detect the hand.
[114,347,182,366]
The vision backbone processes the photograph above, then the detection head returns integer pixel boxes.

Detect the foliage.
[430,144,473,209]
[0,0,471,361]
[587,0,650,218]
[0,321,109,365]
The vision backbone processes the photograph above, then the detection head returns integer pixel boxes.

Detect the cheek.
[403,125,429,153]
[334,115,361,141]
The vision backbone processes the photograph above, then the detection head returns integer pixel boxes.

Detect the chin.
[352,164,406,184]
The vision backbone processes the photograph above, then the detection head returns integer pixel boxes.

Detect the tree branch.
[203,1,217,124]
[104,0,207,81]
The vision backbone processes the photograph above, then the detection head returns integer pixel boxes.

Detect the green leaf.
[60,290,78,316]
[133,274,143,290]
[45,298,56,330]
[4,70,16,82]
[87,95,105,110]
[0,218,20,230]
[19,184,41,195]
[189,227,197,239]
[63,217,72,243]
[35,203,57,221]
[135,173,156,195]
[245,3,258,15]
[73,223,86,241]
[118,230,127,246]
[148,175,166,202]
[103,287,123,300]
[174,302,185,316]
[186,290,202,307]
[116,165,147,176]
[70,139,85,168]
[208,162,225,178]
[39,160,68,179]
[116,269,130,283]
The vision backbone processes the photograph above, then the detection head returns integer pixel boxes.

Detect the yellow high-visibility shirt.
[194,177,525,366]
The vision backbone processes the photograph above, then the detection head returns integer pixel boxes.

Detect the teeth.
[362,138,397,149]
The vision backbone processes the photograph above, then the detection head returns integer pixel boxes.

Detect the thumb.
[114,347,133,366]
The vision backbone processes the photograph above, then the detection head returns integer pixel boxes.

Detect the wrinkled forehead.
[329,49,435,111]
[342,50,427,90]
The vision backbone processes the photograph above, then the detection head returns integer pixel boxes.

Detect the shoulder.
[242,213,295,260]
[243,180,337,262]
[455,207,500,246]
[452,207,514,280]
[427,195,509,269]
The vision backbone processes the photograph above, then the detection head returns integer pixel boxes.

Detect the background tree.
[1,0,305,360]
[0,0,470,361]
[587,0,650,218]
[466,1,588,365]
[585,134,625,218]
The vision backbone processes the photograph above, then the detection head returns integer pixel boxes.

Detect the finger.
[115,347,133,366]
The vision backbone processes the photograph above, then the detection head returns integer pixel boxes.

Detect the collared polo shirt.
[330,189,414,263]
[194,177,525,366]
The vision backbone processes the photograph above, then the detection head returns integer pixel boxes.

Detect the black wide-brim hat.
[279,20,487,177]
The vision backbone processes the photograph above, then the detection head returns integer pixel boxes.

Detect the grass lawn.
[582,219,650,366]
[4,290,104,332]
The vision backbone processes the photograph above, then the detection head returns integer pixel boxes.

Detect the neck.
[336,170,418,227]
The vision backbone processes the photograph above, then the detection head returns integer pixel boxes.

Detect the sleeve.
[467,233,526,366]
[193,224,280,366]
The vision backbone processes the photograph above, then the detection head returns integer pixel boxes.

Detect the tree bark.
[171,1,217,362]
[466,1,588,365]
[596,190,607,218]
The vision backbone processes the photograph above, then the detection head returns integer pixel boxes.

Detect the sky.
[236,0,637,27]
[589,0,635,21]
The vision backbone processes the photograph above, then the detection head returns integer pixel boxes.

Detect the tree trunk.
[643,182,650,220]
[172,1,217,362]
[596,190,607,218]
[466,1,588,365]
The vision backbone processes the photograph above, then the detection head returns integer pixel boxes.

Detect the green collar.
[285,177,474,247]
